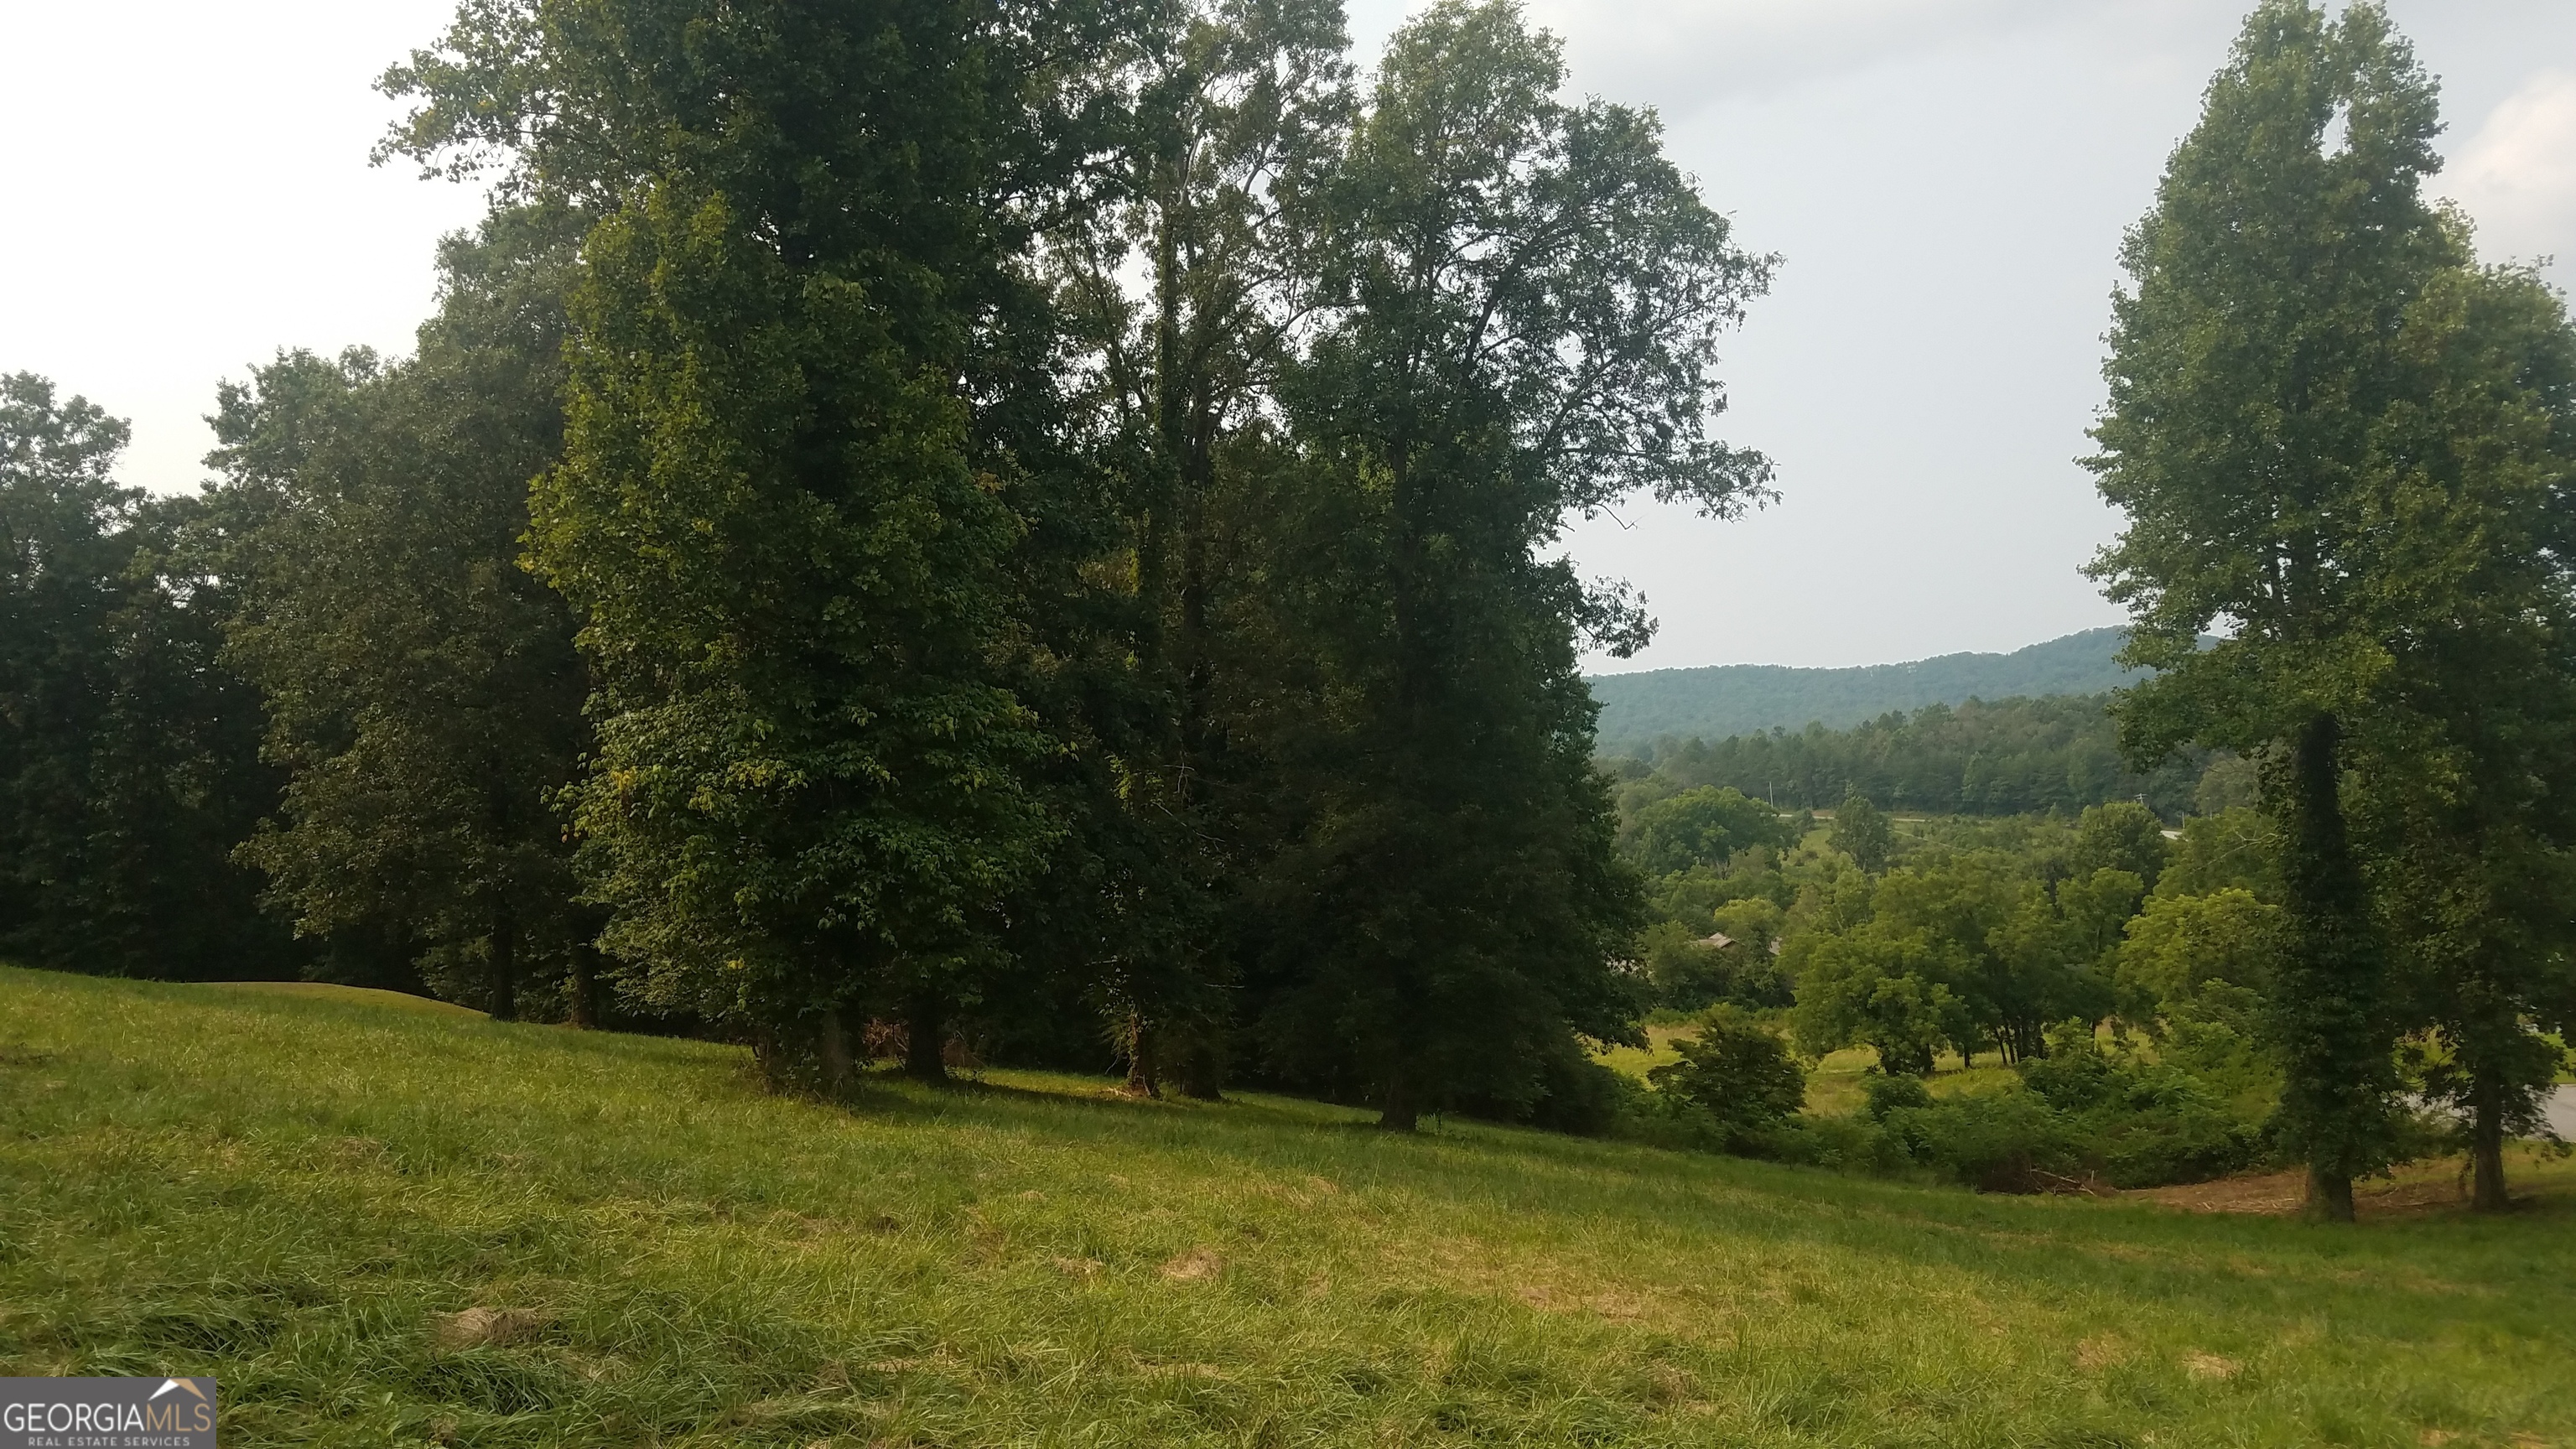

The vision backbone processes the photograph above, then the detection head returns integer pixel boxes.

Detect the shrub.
[2021,1026,2270,1187]
[1857,1025,2268,1192]
[1520,1053,1644,1138]
[1760,1113,1916,1176]
[1647,1007,1808,1153]
[1880,1090,2088,1192]
[1623,1023,2272,1192]
[1458,1040,1641,1138]
[1862,1070,1932,1119]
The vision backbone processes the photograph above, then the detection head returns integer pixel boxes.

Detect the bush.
[1862,1070,1932,1119]
[1619,1023,2272,1192]
[1520,1052,1644,1138]
[1457,1039,1641,1138]
[1852,1028,2270,1192]
[1880,1090,2089,1192]
[2021,1028,2269,1187]
[1646,1007,1807,1153]
[1759,1112,1917,1176]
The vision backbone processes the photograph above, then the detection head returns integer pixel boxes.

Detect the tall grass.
[2,965,2570,1447]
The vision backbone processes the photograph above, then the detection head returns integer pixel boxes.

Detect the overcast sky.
[5,2,2571,669]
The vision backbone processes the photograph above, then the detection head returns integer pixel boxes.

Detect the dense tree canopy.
[1239,1,1770,1127]
[1612,694,2217,820]
[2348,257,2576,1208]
[212,210,593,1020]
[0,376,286,980]
[1626,786,1793,876]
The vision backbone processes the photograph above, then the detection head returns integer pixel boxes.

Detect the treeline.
[1626,802,2298,1189]
[0,379,290,982]
[0,0,1771,1128]
[1607,694,2242,821]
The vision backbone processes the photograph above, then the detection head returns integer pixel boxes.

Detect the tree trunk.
[2272,709,2385,1222]
[1379,1063,1418,1132]
[904,992,948,1083]
[2470,1075,2511,1213]
[1123,1010,1162,1098]
[2305,1164,2356,1223]
[488,902,519,1022]
[568,943,600,1029]
[818,1008,854,1097]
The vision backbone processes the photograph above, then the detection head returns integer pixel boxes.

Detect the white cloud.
[2445,70,2576,270]
[1518,0,2162,114]
[1345,0,2174,112]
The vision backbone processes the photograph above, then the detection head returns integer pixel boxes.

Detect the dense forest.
[1606,693,2242,819]
[4,0,2574,1221]
[6,0,1765,1130]
[1587,626,2148,750]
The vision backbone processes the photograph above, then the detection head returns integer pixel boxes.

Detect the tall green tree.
[2070,800,2169,891]
[2085,0,2459,1218]
[1625,786,1791,876]
[0,376,138,964]
[383,0,1134,1082]
[1788,923,1965,1077]
[1044,0,1357,1094]
[2350,259,2576,1210]
[1248,1,1772,1128]
[210,209,595,1021]
[1829,790,1894,875]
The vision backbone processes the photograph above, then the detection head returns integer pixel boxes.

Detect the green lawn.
[1590,1022,1694,1080]
[1595,1025,2018,1116]
[3,965,2572,1447]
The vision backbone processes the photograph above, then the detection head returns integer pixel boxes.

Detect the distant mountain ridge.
[1587,627,2144,754]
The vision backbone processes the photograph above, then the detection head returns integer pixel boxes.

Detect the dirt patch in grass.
[1160,1247,1224,1281]
[2075,1333,2127,1371]
[2133,1150,2573,1219]
[2134,1172,2314,1216]
[2182,1350,2241,1381]
[430,1306,553,1350]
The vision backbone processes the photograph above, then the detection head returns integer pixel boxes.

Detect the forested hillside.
[1587,626,2143,752]
[1605,693,2245,819]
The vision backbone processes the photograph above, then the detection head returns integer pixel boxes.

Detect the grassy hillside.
[1587,627,2143,753]
[3,967,2573,1448]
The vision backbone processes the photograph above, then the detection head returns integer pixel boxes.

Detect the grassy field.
[1594,1026,2018,1117]
[3,966,2573,1447]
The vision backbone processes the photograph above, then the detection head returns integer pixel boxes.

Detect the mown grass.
[3,965,2573,1448]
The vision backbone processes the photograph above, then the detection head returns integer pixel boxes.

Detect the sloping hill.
[1588,626,2142,754]
[2,965,2570,1446]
